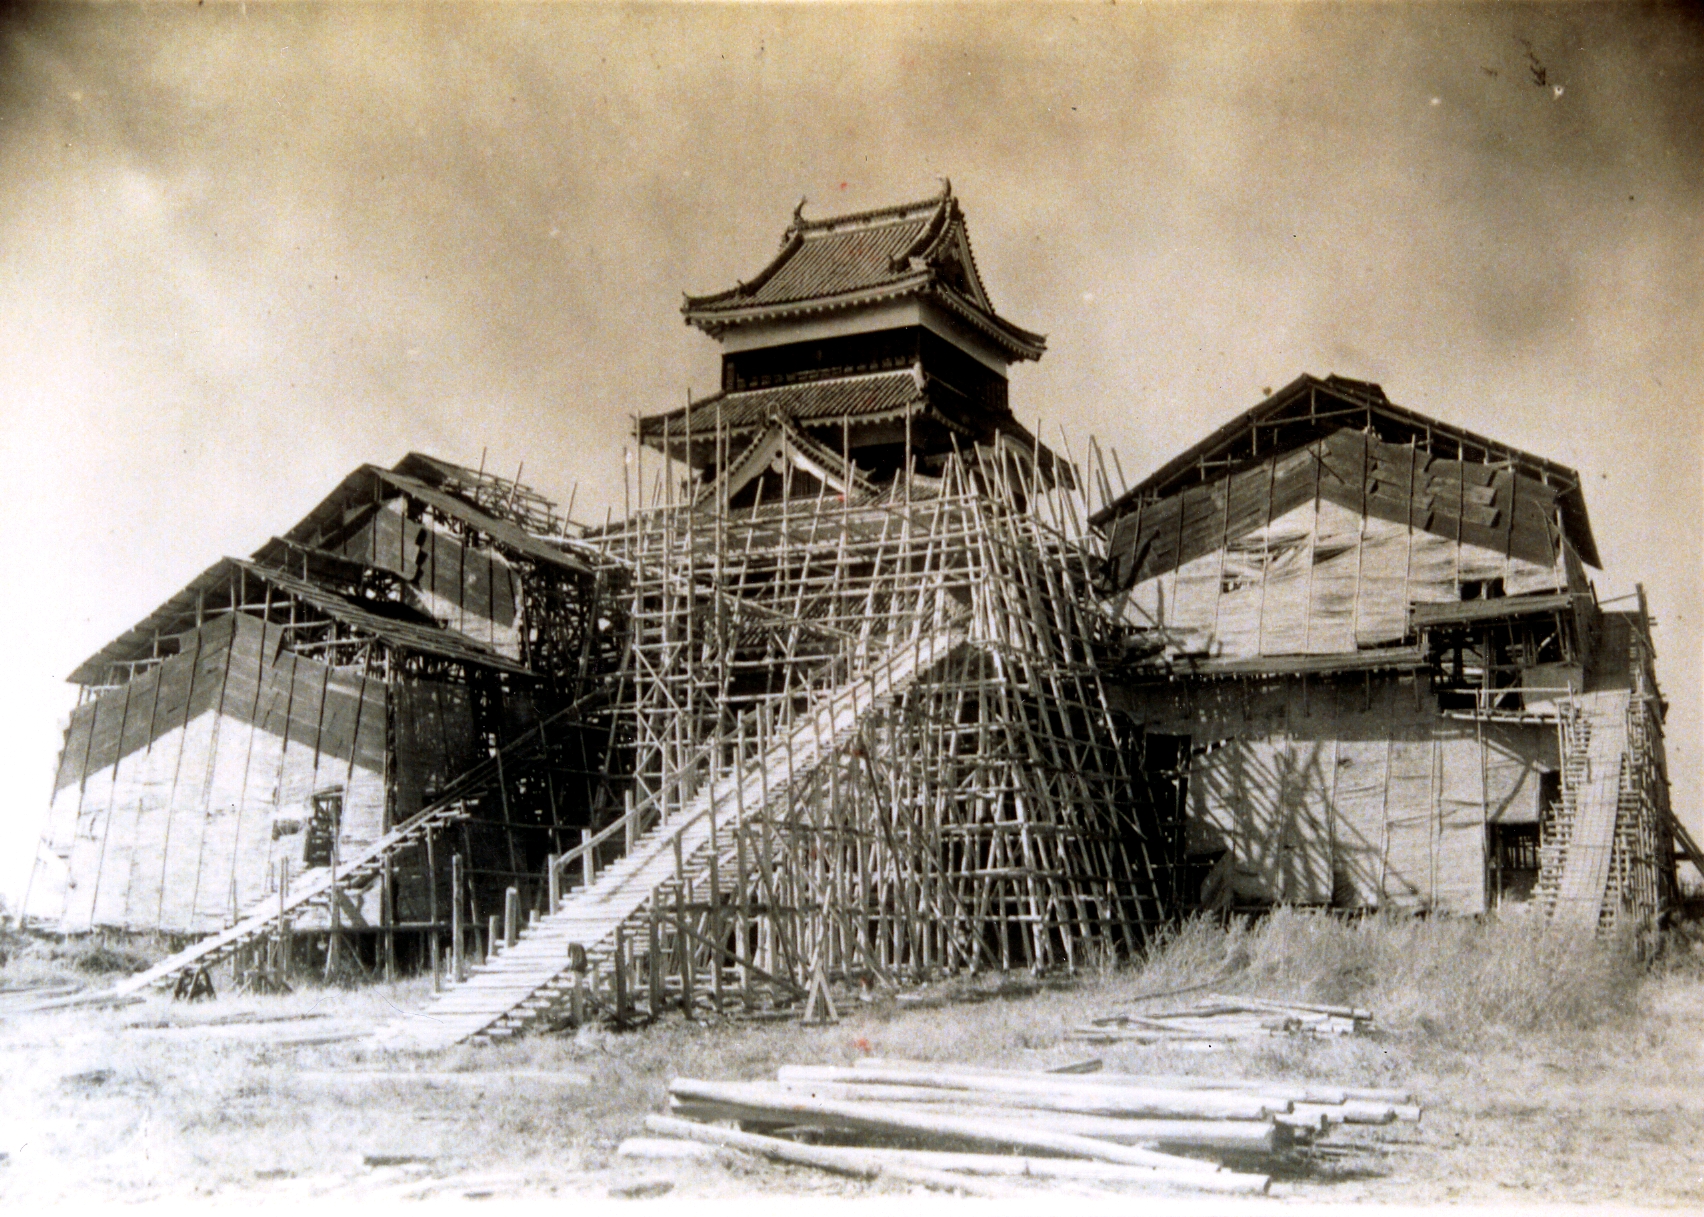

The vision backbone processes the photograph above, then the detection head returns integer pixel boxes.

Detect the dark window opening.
[1490,821,1541,905]
[1124,729,1191,914]
[304,788,343,868]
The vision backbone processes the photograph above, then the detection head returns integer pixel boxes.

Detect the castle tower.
[637,183,1048,499]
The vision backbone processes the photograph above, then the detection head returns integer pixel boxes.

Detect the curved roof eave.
[683,278,1046,362]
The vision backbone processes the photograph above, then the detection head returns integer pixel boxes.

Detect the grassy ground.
[3,909,1703,1206]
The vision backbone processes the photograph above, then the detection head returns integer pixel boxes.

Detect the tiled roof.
[682,184,1045,361]
[637,368,928,440]
[739,215,933,309]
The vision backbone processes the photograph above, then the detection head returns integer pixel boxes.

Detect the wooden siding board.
[490,552,517,628]
[1483,723,1558,824]
[221,615,271,922]
[1381,731,1436,907]
[1132,495,1181,585]
[1192,737,1284,901]
[79,681,127,786]
[1307,496,1361,653]
[162,622,240,933]
[67,683,134,930]
[117,717,180,929]
[1331,737,1391,908]
[155,711,221,931]
[1281,733,1335,903]
[294,655,332,796]
[1435,729,1489,914]
[50,703,96,797]
[61,734,117,929]
[369,500,404,574]
[89,682,148,929]
[190,702,260,931]
[393,676,481,821]
[1110,428,1572,607]
[1257,503,1315,655]
[462,547,493,631]
[1175,481,1227,568]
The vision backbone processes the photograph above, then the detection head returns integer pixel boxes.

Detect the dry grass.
[0,926,171,989]
[2,910,1702,1206]
[1138,907,1647,1041]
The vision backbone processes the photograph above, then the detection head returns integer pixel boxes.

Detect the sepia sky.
[1,2,1699,906]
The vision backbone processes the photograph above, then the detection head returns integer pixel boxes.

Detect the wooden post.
[708,801,721,1014]
[425,829,440,991]
[279,857,293,984]
[487,915,501,958]
[325,839,342,982]
[737,826,752,1006]
[504,886,519,949]
[624,789,637,853]
[676,875,693,1015]
[382,856,396,984]
[569,942,587,1025]
[647,905,662,1017]
[547,853,561,914]
[450,854,464,983]
[614,924,629,1025]
[581,827,595,889]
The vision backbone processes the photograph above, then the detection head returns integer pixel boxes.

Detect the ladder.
[374,620,968,1051]
[1546,690,1632,929]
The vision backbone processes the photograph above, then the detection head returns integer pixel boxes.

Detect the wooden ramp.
[1547,689,1631,930]
[103,696,604,999]
[373,621,968,1052]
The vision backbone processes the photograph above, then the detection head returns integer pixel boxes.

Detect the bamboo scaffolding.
[570,429,1164,1015]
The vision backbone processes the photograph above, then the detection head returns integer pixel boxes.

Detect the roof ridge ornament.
[889,189,955,273]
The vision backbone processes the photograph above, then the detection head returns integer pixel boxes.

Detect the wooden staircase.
[373,620,969,1052]
[105,694,608,998]
[1542,690,1632,930]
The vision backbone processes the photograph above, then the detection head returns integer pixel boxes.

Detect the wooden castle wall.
[1109,428,1573,660]
[1122,673,1558,913]
[334,498,523,658]
[33,612,388,934]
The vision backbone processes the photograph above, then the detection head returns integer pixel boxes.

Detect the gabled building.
[1093,375,1684,929]
[25,456,618,944]
[637,182,1055,488]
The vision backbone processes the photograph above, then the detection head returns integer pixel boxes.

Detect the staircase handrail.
[545,613,969,895]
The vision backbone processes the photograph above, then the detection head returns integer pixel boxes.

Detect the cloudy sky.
[1,3,1699,906]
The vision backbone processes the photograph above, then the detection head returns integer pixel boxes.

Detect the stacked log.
[632,1056,1421,1195]
[1069,994,1375,1046]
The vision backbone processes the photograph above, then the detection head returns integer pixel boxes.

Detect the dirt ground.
[3,961,1703,1210]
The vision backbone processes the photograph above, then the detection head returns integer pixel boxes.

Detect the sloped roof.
[67,557,528,685]
[1091,374,1599,567]
[682,183,1046,362]
[701,419,881,507]
[635,365,1071,486]
[282,459,590,574]
[639,367,929,442]
[391,452,564,535]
